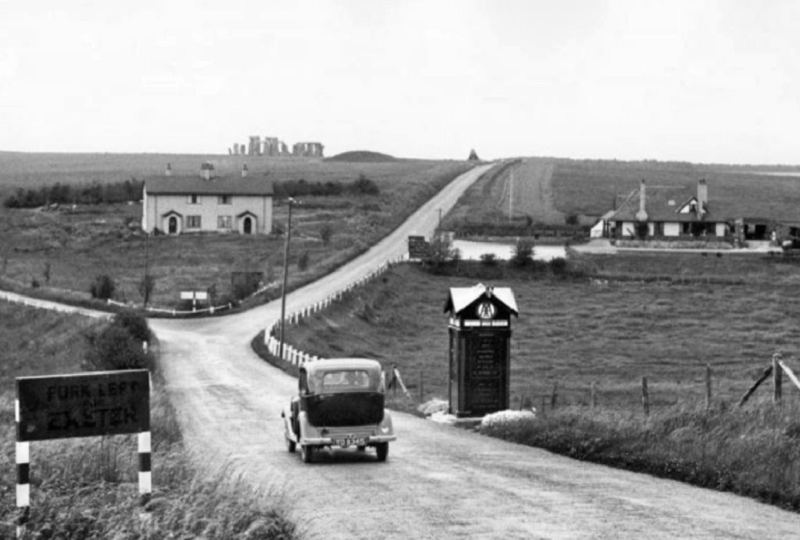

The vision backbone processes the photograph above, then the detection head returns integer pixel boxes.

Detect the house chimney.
[241,163,249,178]
[635,179,648,222]
[697,179,707,218]
[201,162,214,180]
[165,163,172,176]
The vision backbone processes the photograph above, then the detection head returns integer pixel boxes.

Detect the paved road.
[39,162,800,539]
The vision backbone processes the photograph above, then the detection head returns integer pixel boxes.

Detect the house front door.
[243,217,253,235]
[169,216,178,234]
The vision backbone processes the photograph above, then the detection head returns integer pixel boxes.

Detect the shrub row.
[4,179,144,208]
[274,174,379,198]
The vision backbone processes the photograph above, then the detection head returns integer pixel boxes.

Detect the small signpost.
[15,370,151,538]
[180,290,208,310]
[445,284,518,417]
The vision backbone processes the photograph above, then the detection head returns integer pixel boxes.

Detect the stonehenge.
[228,136,324,157]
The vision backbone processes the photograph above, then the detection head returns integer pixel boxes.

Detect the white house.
[142,163,273,235]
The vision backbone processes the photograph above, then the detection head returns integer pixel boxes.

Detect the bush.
[298,251,310,271]
[319,223,334,246]
[480,253,498,266]
[113,311,151,342]
[84,324,153,371]
[511,239,535,267]
[90,274,116,300]
[549,257,568,276]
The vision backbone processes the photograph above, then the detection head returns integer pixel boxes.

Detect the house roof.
[610,181,800,224]
[444,283,519,316]
[610,186,709,223]
[145,175,274,196]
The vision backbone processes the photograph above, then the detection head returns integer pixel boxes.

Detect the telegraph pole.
[278,197,295,361]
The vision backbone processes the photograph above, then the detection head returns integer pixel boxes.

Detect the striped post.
[138,431,152,503]
[16,399,30,539]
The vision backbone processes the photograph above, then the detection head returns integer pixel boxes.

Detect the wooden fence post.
[540,395,547,418]
[419,369,424,402]
[705,365,712,411]
[641,376,650,417]
[590,381,596,412]
[773,354,783,404]
[550,382,559,410]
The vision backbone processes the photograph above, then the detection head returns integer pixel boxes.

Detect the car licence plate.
[336,437,367,448]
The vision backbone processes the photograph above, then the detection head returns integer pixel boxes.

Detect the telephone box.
[444,284,518,417]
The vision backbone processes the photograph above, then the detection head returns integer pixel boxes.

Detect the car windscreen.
[310,369,371,393]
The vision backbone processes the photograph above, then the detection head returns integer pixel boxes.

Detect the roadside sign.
[408,236,430,259]
[15,370,152,537]
[16,370,150,441]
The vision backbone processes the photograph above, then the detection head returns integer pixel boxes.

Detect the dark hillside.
[327,150,396,162]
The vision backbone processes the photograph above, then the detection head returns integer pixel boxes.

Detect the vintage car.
[282,358,396,463]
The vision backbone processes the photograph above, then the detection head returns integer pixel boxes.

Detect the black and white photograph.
[2,1,800,538]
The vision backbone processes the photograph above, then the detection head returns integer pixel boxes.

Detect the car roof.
[301,358,383,375]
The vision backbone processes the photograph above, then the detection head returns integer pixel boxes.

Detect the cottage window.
[217,216,232,229]
[188,194,201,204]
[218,195,232,205]
[187,216,201,228]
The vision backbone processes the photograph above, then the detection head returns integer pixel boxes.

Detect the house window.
[217,216,232,229]
[218,195,232,205]
[187,194,201,204]
[681,222,691,235]
[187,216,201,229]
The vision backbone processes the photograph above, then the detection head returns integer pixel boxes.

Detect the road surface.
[100,163,800,538]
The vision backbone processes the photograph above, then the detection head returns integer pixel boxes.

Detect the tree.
[319,223,334,247]
[511,238,535,267]
[90,274,116,300]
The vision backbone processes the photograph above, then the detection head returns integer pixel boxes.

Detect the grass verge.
[0,302,299,539]
[257,259,800,512]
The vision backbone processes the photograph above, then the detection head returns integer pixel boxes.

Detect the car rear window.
[320,370,370,390]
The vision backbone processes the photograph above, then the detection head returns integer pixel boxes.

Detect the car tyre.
[301,444,315,464]
[376,442,389,462]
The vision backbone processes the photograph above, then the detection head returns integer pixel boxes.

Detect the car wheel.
[301,444,315,464]
[376,442,389,462]
[287,437,296,453]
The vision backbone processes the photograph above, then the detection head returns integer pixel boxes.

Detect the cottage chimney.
[635,179,648,222]
[201,162,214,180]
[165,163,172,177]
[697,179,708,218]
[241,163,249,178]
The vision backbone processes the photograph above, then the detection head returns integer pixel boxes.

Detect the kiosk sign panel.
[16,370,150,442]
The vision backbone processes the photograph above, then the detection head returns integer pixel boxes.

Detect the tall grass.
[0,302,299,539]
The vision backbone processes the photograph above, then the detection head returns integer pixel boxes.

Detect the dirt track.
[148,163,800,539]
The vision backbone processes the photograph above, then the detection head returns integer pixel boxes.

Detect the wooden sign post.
[445,284,518,417]
[15,370,151,538]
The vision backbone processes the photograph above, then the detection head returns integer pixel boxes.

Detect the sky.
[1,0,798,164]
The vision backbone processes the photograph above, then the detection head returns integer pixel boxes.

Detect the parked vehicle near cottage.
[282,358,396,463]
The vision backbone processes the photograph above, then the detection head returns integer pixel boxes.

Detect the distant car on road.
[282,358,396,463]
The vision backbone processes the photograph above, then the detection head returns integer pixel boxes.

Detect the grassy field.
[0,153,474,308]
[271,260,800,510]
[0,302,299,538]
